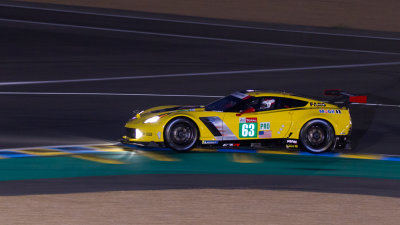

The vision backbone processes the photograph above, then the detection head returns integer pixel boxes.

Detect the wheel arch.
[163,115,201,141]
[289,116,337,139]
[303,118,336,132]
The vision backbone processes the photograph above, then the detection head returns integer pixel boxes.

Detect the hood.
[140,105,204,117]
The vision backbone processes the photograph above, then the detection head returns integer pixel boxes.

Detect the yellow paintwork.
[123,91,351,144]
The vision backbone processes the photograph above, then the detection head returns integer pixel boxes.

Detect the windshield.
[205,95,243,112]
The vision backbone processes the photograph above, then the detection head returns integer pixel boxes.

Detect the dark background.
[0,2,400,155]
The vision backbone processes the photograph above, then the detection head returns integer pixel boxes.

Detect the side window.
[280,98,308,108]
[255,97,308,111]
[225,98,259,112]
[256,97,277,112]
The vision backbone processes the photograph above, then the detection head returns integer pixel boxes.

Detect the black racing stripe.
[286,107,309,111]
[199,117,222,136]
[149,106,183,113]
[149,106,200,114]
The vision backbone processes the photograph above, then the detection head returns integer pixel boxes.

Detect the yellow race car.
[121,90,366,153]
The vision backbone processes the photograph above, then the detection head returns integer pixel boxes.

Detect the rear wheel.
[164,117,198,152]
[299,119,335,153]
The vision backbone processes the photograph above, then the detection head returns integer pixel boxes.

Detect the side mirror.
[236,107,255,116]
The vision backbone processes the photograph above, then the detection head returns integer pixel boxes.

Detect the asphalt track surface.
[1,1,400,196]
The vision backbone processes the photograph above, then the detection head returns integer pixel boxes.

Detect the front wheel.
[299,119,335,153]
[164,117,198,152]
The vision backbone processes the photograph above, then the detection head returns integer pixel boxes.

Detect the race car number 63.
[240,123,257,138]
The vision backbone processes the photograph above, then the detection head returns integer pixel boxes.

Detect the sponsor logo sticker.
[310,102,326,107]
[286,144,299,148]
[239,117,257,123]
[260,122,270,131]
[239,117,258,138]
[246,117,257,123]
[202,140,219,144]
[222,143,240,147]
[319,109,337,114]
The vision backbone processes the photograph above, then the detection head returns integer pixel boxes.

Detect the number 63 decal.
[239,122,257,138]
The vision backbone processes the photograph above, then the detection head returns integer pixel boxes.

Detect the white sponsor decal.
[202,140,218,144]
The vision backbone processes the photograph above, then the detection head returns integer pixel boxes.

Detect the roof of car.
[246,91,291,97]
[240,90,314,101]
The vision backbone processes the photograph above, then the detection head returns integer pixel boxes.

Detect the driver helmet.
[261,98,275,109]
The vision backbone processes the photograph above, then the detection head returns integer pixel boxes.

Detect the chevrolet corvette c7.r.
[121,90,366,153]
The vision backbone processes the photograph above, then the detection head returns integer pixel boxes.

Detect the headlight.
[144,116,160,124]
[136,129,143,139]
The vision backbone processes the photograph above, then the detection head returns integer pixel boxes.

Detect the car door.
[222,97,293,141]
[256,109,292,139]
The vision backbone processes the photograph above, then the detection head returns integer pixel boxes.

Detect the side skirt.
[200,139,300,150]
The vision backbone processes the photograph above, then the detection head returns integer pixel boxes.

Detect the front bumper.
[123,126,162,142]
[121,127,165,147]
[120,136,165,147]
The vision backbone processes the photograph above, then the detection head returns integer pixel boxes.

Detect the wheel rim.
[300,120,334,153]
[170,123,194,146]
[306,125,326,147]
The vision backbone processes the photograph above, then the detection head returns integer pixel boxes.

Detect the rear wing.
[324,89,367,108]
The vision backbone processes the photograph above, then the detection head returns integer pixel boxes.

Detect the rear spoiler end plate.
[324,89,367,107]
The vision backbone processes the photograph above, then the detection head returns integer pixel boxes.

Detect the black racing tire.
[299,119,335,153]
[164,117,198,152]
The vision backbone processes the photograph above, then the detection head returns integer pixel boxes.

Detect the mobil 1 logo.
[239,117,258,138]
